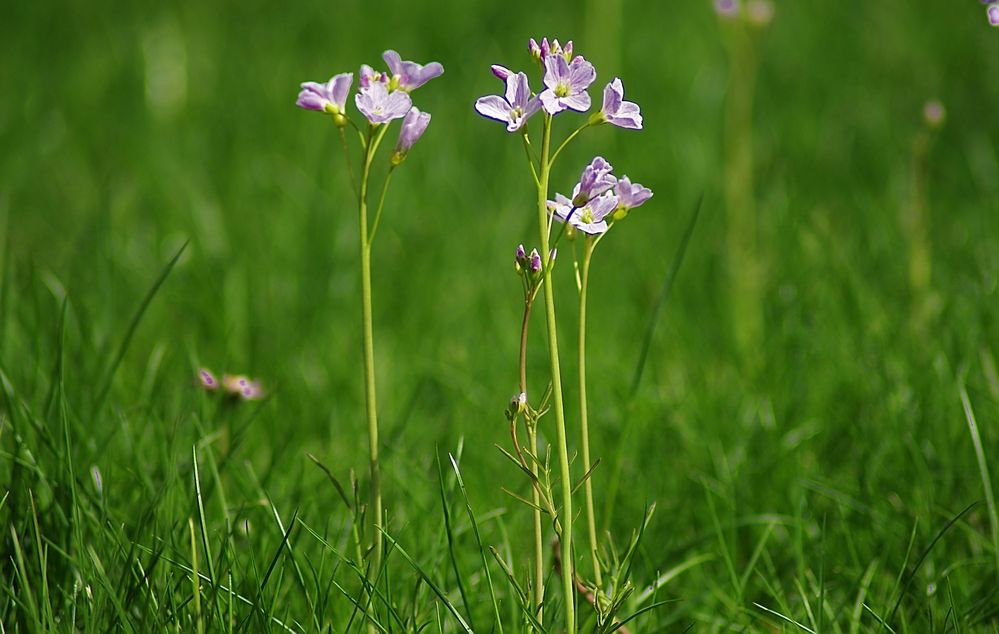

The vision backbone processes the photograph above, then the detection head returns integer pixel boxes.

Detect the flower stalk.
[535,114,577,633]
[577,235,602,588]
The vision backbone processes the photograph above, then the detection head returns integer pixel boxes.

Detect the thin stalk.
[368,168,395,245]
[577,236,602,588]
[358,126,383,575]
[338,127,359,200]
[550,121,591,166]
[517,294,545,625]
[535,114,576,633]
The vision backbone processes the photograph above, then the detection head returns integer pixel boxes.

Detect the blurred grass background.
[2,0,999,630]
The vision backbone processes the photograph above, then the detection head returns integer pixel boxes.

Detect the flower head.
[714,0,740,19]
[595,78,643,130]
[383,50,444,92]
[613,177,653,219]
[198,368,219,391]
[355,82,413,125]
[222,374,265,401]
[549,191,619,236]
[572,156,617,206]
[922,100,945,128]
[539,55,596,115]
[475,72,542,132]
[392,107,431,165]
[297,73,353,117]
[747,0,774,26]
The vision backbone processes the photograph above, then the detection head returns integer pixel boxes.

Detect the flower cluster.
[548,157,652,235]
[297,50,443,161]
[198,368,264,401]
[474,39,643,132]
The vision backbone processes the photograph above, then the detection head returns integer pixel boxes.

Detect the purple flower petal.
[382,49,444,91]
[474,72,540,132]
[600,78,643,129]
[474,95,513,123]
[395,107,431,155]
[615,176,653,209]
[356,82,413,124]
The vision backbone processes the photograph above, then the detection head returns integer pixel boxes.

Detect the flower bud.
[540,37,551,58]
[563,40,574,61]
[528,38,542,60]
[529,248,542,274]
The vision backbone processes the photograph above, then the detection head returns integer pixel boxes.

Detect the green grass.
[2,0,999,631]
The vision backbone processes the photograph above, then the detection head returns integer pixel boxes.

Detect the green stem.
[358,127,382,575]
[550,121,591,166]
[368,168,394,245]
[517,295,545,626]
[338,126,359,201]
[577,237,602,588]
[536,114,576,633]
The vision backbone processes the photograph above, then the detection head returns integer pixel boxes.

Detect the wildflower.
[612,177,653,220]
[391,107,431,165]
[382,50,444,92]
[572,156,617,206]
[714,0,740,19]
[746,0,774,26]
[355,82,412,125]
[989,4,999,25]
[198,368,220,391]
[549,191,619,235]
[474,72,541,132]
[222,374,265,401]
[539,55,596,115]
[297,73,353,125]
[922,100,945,129]
[593,78,643,130]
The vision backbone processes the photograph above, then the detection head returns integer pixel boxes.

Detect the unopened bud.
[529,248,542,273]
[529,38,542,59]
[563,40,574,60]
[540,37,551,58]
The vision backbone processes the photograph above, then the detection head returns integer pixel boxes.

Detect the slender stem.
[517,294,545,625]
[577,237,602,588]
[338,127,359,201]
[368,168,394,245]
[521,134,541,188]
[535,114,576,634]
[550,121,591,166]
[358,127,382,575]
